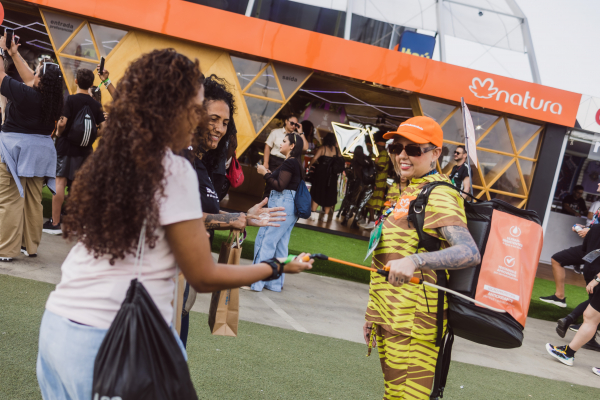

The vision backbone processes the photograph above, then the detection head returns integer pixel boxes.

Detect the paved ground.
[3,232,600,390]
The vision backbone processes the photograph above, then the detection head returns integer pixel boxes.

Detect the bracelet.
[408,253,425,271]
[262,258,284,281]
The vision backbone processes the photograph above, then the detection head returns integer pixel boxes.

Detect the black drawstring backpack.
[92,223,198,400]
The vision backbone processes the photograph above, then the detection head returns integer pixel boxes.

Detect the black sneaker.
[20,247,36,257]
[557,316,574,338]
[42,219,62,235]
[582,337,600,352]
[570,324,581,333]
[539,294,567,308]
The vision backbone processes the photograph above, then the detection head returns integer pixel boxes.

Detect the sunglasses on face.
[454,151,463,155]
[388,144,437,157]
[289,121,299,127]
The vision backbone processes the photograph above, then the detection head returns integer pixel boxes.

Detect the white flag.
[462,101,478,166]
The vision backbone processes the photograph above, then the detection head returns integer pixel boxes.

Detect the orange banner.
[475,210,543,326]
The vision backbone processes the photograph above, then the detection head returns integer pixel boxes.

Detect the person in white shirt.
[36,49,313,400]
[587,200,600,226]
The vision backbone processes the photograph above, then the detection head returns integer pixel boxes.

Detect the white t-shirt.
[45,150,203,329]
[265,127,287,159]
[586,201,600,226]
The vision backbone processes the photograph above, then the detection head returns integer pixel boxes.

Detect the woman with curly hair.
[0,33,64,261]
[180,74,286,346]
[37,49,313,399]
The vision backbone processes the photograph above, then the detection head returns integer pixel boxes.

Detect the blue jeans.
[251,189,298,292]
[37,309,187,400]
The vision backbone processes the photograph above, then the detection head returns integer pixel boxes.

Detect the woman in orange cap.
[363,116,481,400]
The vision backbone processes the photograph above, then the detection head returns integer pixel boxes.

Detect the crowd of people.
[1,27,600,399]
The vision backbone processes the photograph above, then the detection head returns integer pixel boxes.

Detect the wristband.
[262,258,284,281]
[410,254,425,270]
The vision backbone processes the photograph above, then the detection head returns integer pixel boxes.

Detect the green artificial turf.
[529,277,588,323]
[1,274,599,400]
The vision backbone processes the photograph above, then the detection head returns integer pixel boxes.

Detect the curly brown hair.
[63,49,203,264]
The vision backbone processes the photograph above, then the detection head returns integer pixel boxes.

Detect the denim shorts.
[37,309,187,400]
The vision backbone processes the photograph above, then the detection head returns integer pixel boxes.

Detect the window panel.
[491,161,525,196]
[231,56,267,91]
[477,117,513,153]
[440,143,459,171]
[419,98,456,125]
[520,135,541,159]
[245,65,282,100]
[470,111,499,142]
[42,10,84,50]
[518,159,536,191]
[478,150,513,186]
[244,96,281,134]
[90,24,127,58]
[60,57,99,93]
[272,61,312,100]
[252,0,346,38]
[440,110,464,144]
[508,118,542,152]
[184,0,249,15]
[350,14,403,48]
[62,24,98,61]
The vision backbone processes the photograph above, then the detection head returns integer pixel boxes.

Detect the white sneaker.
[358,221,376,230]
[593,367,600,376]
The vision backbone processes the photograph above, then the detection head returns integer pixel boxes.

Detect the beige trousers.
[0,162,44,258]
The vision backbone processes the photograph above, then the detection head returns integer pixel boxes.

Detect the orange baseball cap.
[383,116,443,147]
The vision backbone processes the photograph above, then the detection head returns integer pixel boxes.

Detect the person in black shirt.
[449,145,471,197]
[179,75,286,346]
[562,185,588,217]
[252,133,304,292]
[0,34,64,261]
[44,69,105,235]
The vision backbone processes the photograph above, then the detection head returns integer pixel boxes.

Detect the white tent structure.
[243,0,540,84]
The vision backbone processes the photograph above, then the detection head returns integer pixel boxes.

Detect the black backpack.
[68,104,98,147]
[361,159,376,185]
[406,181,541,399]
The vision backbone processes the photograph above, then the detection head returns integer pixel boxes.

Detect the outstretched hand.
[0,34,20,57]
[247,197,286,227]
[283,253,313,273]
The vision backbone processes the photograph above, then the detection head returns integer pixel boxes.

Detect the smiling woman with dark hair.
[180,74,287,346]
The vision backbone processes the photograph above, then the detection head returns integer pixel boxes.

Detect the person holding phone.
[0,32,64,261]
[263,114,308,197]
[96,64,117,99]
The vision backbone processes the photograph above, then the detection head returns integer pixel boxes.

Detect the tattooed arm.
[386,225,481,287]
[203,213,247,231]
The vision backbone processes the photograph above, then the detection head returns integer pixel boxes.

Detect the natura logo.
[504,255,516,268]
[510,226,521,238]
[469,77,563,115]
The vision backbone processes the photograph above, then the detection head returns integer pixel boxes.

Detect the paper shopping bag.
[208,231,241,336]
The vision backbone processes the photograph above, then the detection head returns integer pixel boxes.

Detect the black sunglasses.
[388,144,437,157]
[454,151,463,155]
[289,121,299,127]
